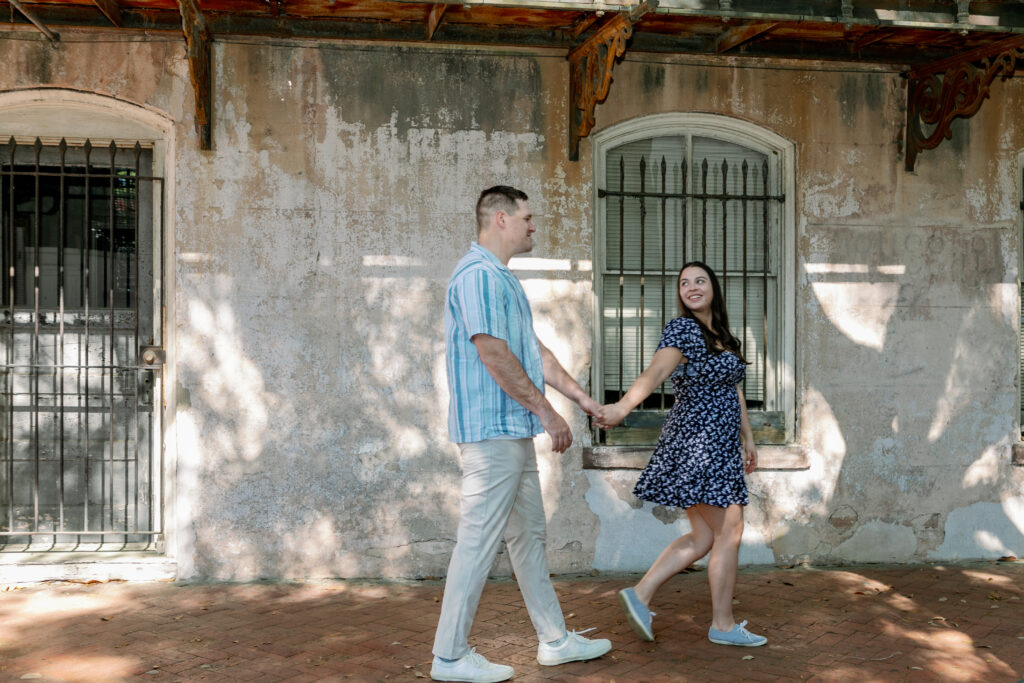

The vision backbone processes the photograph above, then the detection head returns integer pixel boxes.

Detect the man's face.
[503,200,536,256]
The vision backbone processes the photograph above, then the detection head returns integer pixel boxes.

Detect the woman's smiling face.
[678,264,713,314]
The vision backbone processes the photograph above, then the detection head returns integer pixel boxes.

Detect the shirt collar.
[470,242,509,272]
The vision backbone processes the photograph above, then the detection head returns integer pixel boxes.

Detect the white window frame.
[591,113,797,441]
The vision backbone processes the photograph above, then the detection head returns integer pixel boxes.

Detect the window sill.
[1013,442,1024,466]
[582,444,810,471]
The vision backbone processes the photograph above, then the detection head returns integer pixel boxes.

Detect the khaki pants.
[432,438,566,659]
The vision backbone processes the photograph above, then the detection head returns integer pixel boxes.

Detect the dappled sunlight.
[962,440,1012,487]
[807,263,900,350]
[961,568,1018,585]
[808,281,897,350]
[27,654,142,682]
[877,618,1017,681]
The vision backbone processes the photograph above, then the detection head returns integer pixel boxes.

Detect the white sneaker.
[536,629,612,666]
[430,649,514,682]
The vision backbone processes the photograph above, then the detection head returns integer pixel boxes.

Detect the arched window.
[592,114,796,444]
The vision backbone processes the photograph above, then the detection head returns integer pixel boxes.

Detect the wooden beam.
[426,3,448,41]
[9,0,60,47]
[178,0,213,150]
[92,0,122,27]
[715,21,779,54]
[853,28,898,51]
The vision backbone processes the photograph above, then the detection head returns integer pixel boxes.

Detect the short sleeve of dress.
[655,317,706,361]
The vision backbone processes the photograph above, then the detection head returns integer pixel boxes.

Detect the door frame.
[0,89,178,582]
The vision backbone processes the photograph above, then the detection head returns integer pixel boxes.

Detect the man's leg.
[432,439,526,660]
[501,440,565,643]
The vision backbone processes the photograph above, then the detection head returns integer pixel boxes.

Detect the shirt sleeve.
[656,317,705,361]
[451,266,510,342]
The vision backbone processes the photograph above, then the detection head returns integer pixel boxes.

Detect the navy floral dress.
[633,316,749,509]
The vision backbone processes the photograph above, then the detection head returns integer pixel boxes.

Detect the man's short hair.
[476,186,528,232]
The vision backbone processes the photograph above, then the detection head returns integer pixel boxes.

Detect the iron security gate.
[1,138,163,552]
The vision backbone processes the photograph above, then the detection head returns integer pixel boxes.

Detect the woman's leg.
[692,503,745,632]
[632,508,715,605]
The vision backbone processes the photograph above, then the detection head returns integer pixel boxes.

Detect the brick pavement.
[0,561,1022,682]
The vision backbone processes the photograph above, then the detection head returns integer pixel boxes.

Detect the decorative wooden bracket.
[904,36,1024,171]
[178,0,213,150]
[568,0,658,161]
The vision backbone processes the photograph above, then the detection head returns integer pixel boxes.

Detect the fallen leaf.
[938,597,947,602]
[742,655,754,660]
[100,616,114,621]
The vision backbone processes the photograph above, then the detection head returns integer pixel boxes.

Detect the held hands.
[594,402,629,430]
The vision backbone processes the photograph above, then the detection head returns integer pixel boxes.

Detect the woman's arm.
[595,347,684,429]
[738,386,758,473]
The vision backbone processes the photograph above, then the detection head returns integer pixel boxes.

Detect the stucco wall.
[1,33,1022,579]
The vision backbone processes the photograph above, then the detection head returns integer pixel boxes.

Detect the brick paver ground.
[1,561,1022,682]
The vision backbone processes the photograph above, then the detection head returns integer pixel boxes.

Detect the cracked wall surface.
[1,36,1023,578]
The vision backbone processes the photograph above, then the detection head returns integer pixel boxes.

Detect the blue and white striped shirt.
[445,242,544,443]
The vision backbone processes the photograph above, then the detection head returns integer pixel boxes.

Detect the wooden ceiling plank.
[92,0,122,27]
[427,3,448,40]
[854,28,899,51]
[716,21,780,53]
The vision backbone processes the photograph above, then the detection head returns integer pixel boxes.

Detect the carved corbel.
[904,36,1024,171]
[568,1,657,161]
[178,0,213,150]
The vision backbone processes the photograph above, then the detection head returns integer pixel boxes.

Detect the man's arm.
[537,341,602,417]
[473,334,573,453]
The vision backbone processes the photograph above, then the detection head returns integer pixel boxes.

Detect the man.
[431,186,612,683]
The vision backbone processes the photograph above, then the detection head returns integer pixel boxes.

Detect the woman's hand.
[742,440,758,474]
[595,402,629,430]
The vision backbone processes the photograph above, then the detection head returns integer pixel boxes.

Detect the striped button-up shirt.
[445,242,544,443]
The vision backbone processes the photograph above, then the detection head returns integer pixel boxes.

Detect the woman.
[595,261,765,647]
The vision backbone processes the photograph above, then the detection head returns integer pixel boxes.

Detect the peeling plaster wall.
[589,54,1024,567]
[2,35,1023,579]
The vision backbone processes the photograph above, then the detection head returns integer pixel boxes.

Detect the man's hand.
[539,406,572,453]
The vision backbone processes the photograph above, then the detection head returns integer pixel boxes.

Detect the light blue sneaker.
[617,587,655,641]
[708,620,767,647]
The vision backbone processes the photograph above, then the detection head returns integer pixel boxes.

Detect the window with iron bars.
[595,132,787,446]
